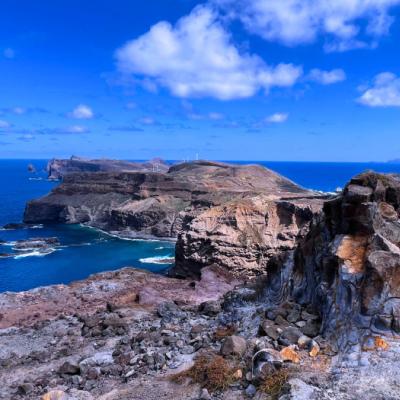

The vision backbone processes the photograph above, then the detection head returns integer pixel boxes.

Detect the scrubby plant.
[259,368,289,399]
[171,353,236,392]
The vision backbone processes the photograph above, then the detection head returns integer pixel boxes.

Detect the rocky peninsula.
[1,159,400,399]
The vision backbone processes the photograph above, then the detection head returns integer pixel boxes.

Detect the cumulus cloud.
[358,72,400,107]
[214,0,400,51]
[115,5,302,100]
[265,113,289,123]
[69,104,94,119]
[308,69,346,84]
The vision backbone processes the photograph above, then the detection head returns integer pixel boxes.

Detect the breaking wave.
[13,248,57,259]
[139,255,175,264]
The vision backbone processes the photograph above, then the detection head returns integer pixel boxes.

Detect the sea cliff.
[2,159,400,399]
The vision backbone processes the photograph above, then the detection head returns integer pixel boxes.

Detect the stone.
[308,340,320,357]
[245,384,257,398]
[375,337,389,350]
[221,335,247,356]
[278,326,303,345]
[59,360,80,375]
[285,378,319,400]
[199,388,211,400]
[199,300,221,316]
[42,390,69,400]
[259,320,280,340]
[297,335,311,349]
[300,320,320,338]
[157,302,185,320]
[286,308,301,323]
[280,346,300,363]
[18,383,34,395]
[233,368,243,379]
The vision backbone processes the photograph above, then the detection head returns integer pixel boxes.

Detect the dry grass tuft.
[171,353,236,392]
[259,369,289,399]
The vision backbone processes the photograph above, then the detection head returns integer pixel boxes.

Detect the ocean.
[1,159,400,293]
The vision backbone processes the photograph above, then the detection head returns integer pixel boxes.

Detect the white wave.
[28,177,43,181]
[155,246,165,250]
[13,248,57,259]
[30,224,44,229]
[79,224,176,243]
[139,255,175,264]
[2,241,17,247]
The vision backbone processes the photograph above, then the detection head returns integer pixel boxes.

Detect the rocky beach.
[1,159,400,399]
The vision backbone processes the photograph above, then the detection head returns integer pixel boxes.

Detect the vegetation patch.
[171,353,237,392]
[259,369,290,399]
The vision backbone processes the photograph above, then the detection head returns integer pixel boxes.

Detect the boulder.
[221,335,247,356]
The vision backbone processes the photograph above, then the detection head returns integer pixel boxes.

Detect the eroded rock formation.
[174,195,324,278]
[25,161,319,247]
[263,171,400,354]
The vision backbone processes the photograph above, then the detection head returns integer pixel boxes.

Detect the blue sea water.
[2,159,400,293]
[0,160,175,293]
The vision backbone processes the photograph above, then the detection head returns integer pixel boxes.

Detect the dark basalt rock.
[13,237,60,250]
[2,223,26,230]
[263,171,400,349]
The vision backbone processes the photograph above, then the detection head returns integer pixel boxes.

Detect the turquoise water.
[2,159,400,293]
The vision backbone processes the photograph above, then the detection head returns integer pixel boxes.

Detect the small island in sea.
[1,157,400,399]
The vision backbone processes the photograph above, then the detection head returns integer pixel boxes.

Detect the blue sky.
[0,0,400,161]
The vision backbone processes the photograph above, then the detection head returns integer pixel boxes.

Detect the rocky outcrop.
[25,161,318,244]
[262,171,400,354]
[173,195,324,278]
[46,156,169,180]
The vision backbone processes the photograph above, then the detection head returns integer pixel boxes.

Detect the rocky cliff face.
[173,195,324,278]
[25,161,317,243]
[262,171,400,353]
[46,156,169,180]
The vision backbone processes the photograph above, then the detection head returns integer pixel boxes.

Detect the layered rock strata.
[25,161,322,274]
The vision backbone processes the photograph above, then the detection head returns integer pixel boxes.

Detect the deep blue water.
[0,160,175,292]
[2,159,400,293]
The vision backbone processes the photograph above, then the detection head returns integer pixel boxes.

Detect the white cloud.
[115,5,302,100]
[214,0,400,51]
[3,48,15,59]
[12,107,26,115]
[19,134,35,141]
[308,68,346,85]
[265,113,288,123]
[69,104,94,119]
[0,120,11,129]
[65,125,90,133]
[139,117,156,125]
[358,72,400,107]
[208,112,225,120]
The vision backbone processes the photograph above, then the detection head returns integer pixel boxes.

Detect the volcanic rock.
[46,156,169,180]
[221,335,247,356]
[24,160,324,278]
